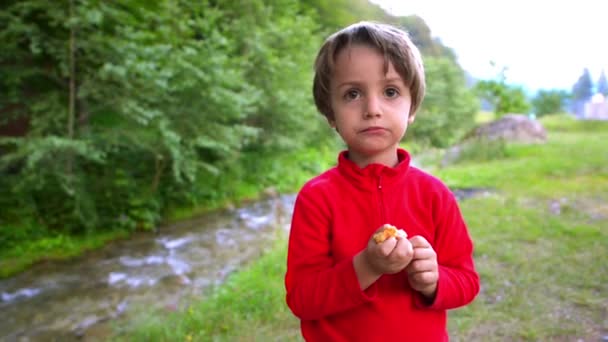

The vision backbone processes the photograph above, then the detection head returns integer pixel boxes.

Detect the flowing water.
[0,195,295,341]
[0,187,489,341]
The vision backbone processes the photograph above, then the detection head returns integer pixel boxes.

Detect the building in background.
[581,93,608,119]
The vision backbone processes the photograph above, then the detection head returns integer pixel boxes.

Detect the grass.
[438,114,608,340]
[89,114,608,340]
[0,228,131,278]
[117,114,608,341]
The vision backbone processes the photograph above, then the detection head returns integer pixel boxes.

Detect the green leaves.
[532,89,569,116]
[475,79,531,116]
[0,0,326,236]
[0,136,104,173]
[408,57,479,147]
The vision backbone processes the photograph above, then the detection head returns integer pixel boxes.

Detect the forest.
[0,0,591,276]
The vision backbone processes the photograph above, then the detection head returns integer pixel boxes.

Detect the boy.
[284,21,479,341]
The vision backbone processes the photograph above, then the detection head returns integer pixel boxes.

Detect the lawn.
[118,114,608,341]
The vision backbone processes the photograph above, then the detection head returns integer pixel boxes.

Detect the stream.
[0,195,294,341]
[0,186,490,341]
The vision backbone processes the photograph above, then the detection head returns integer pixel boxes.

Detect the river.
[0,195,294,341]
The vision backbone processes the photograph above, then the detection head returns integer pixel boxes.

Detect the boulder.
[466,114,547,143]
[441,114,547,167]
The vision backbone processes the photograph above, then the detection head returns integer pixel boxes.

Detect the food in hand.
[373,224,407,244]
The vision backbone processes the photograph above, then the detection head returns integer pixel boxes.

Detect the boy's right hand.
[363,226,414,275]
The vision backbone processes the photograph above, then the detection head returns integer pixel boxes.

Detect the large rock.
[441,114,547,167]
[466,114,547,143]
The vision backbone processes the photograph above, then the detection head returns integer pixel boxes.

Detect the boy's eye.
[344,89,360,101]
[384,87,399,98]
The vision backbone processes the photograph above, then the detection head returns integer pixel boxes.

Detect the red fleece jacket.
[285,149,479,341]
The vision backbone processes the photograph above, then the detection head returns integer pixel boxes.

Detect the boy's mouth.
[360,126,386,133]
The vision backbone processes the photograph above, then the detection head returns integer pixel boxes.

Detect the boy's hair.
[313,21,426,120]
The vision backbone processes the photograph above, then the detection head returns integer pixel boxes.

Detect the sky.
[371,0,608,93]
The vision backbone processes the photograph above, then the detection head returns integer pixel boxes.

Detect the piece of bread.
[373,224,407,244]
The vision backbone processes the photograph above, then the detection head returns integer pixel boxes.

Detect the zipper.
[377,173,387,224]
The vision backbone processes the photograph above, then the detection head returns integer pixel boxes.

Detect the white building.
[581,93,608,120]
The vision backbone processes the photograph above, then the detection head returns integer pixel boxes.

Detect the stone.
[441,114,547,167]
[466,114,547,143]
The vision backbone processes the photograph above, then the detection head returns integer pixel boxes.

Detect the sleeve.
[285,186,377,321]
[414,185,480,310]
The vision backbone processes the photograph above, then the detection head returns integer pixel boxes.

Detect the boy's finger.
[409,271,438,287]
[407,259,435,273]
[378,237,397,256]
[412,247,436,260]
[408,235,431,248]
[389,238,413,259]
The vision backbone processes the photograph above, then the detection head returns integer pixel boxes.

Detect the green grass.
[0,229,130,278]
[117,114,608,341]
[435,128,608,198]
[475,110,496,123]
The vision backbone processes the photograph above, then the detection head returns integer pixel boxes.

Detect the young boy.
[285,21,480,341]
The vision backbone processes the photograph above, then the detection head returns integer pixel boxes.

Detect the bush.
[406,57,479,148]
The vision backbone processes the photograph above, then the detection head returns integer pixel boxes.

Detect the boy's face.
[328,44,414,167]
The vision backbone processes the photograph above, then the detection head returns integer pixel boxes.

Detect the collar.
[337,148,411,191]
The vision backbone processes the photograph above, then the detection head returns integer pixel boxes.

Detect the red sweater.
[285,149,479,341]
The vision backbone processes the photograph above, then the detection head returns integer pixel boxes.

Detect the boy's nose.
[364,95,382,118]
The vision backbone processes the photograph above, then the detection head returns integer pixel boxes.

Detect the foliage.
[0,0,322,243]
[406,57,479,147]
[300,0,389,33]
[531,89,569,116]
[301,2,455,60]
[396,15,457,60]
[473,64,531,117]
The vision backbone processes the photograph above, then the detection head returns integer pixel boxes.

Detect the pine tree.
[572,68,594,101]
[597,70,608,96]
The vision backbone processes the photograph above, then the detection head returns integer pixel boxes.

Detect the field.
[120,114,608,341]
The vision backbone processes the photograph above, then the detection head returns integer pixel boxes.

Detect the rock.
[441,144,464,167]
[466,114,547,143]
[441,114,546,167]
[262,186,279,199]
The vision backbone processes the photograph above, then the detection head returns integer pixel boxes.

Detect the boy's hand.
[363,226,413,275]
[406,236,439,300]
[353,225,413,290]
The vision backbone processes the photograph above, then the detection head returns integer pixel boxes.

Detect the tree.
[570,68,594,115]
[474,65,531,116]
[532,89,569,116]
[0,0,324,235]
[397,16,456,61]
[406,57,479,147]
[572,68,594,102]
[597,70,608,96]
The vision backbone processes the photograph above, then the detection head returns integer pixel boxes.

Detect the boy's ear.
[327,117,336,128]
[407,112,416,124]
[327,118,339,132]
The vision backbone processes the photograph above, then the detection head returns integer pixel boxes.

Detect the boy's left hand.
[406,236,439,301]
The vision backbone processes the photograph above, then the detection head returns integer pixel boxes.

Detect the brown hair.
[312,21,426,120]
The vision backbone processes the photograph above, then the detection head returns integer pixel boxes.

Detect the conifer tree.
[572,68,594,101]
[597,70,608,96]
